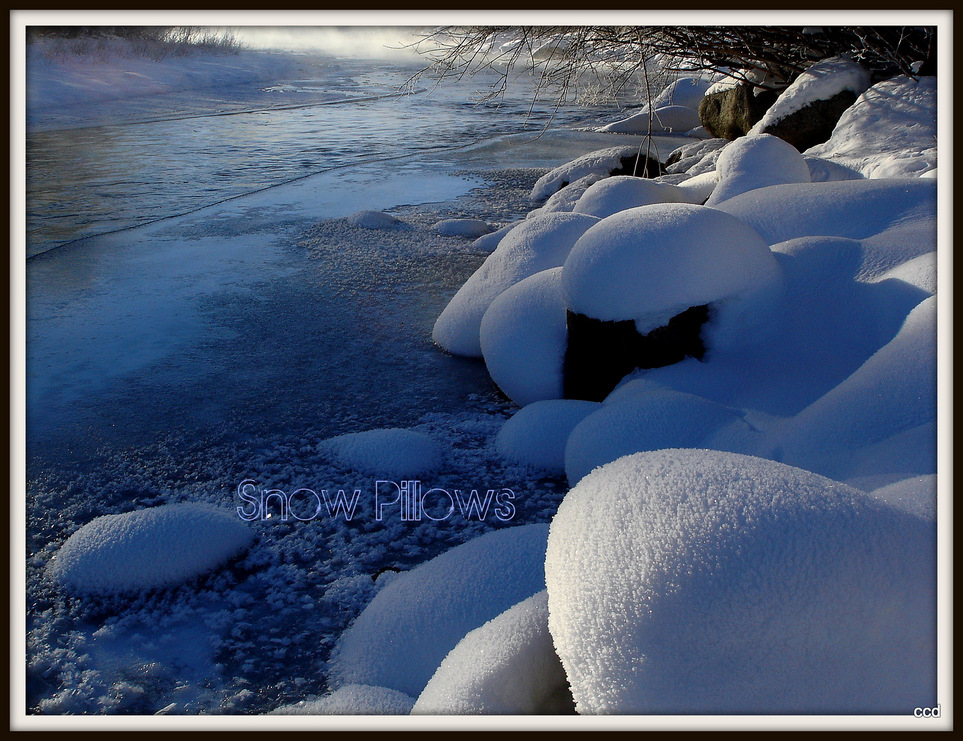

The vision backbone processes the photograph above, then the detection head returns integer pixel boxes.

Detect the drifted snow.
[317,428,444,478]
[412,591,573,714]
[327,524,550,700]
[545,449,936,714]
[479,267,567,406]
[805,75,937,178]
[46,503,254,594]
[749,55,871,135]
[432,212,598,357]
[572,176,692,218]
[495,399,602,474]
[704,133,812,206]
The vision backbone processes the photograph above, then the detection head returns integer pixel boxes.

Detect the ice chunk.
[545,448,936,713]
[46,503,254,595]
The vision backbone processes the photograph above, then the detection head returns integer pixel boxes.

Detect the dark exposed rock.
[699,83,780,140]
[759,89,859,152]
[563,305,711,402]
[612,153,666,179]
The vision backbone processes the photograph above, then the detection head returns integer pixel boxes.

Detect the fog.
[230,26,426,60]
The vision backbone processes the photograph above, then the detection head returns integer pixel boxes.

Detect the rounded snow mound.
[318,428,444,478]
[412,591,574,714]
[479,267,567,406]
[495,399,602,474]
[563,390,750,485]
[530,146,639,203]
[46,503,255,595]
[597,105,702,135]
[562,203,781,348]
[270,685,414,715]
[347,210,404,229]
[572,176,691,218]
[433,212,598,357]
[328,524,550,700]
[705,133,811,206]
[546,449,936,714]
[432,218,493,239]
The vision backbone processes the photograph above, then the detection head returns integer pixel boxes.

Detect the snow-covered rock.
[495,399,602,474]
[673,170,718,203]
[664,137,728,175]
[562,202,782,351]
[318,428,444,478]
[433,212,598,357]
[572,176,692,218]
[563,390,750,484]
[431,218,493,239]
[597,105,701,135]
[412,591,573,714]
[545,448,936,714]
[805,75,937,178]
[704,133,811,206]
[347,210,404,229]
[327,524,550,699]
[529,146,639,203]
[270,685,415,715]
[46,503,254,595]
[479,268,567,406]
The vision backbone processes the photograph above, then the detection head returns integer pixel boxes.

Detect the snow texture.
[317,428,444,478]
[495,399,603,474]
[46,503,254,595]
[563,390,749,484]
[347,210,405,229]
[479,267,568,406]
[327,524,550,699]
[572,176,692,218]
[562,202,782,349]
[432,218,494,239]
[704,133,812,206]
[270,685,415,715]
[412,591,574,714]
[805,76,937,178]
[432,212,598,357]
[529,146,640,203]
[545,449,936,714]
[866,474,937,521]
[749,55,871,134]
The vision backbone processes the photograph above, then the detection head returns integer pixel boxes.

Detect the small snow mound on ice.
[328,524,550,699]
[270,685,414,715]
[412,591,574,714]
[46,503,254,595]
[479,268,568,406]
[749,56,870,134]
[432,218,494,238]
[563,390,747,484]
[546,448,936,714]
[562,203,781,349]
[347,210,404,229]
[572,176,691,218]
[530,146,639,203]
[705,133,811,206]
[495,399,602,474]
[318,428,443,478]
[805,76,937,178]
[432,212,598,357]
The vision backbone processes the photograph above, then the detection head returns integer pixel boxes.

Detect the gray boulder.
[699,83,779,140]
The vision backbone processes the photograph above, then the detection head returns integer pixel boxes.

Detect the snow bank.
[479,268,567,406]
[327,524,550,699]
[704,133,811,206]
[495,399,602,474]
[572,176,691,218]
[748,55,871,135]
[432,218,494,239]
[270,685,415,715]
[412,591,573,714]
[563,390,749,484]
[805,76,937,178]
[46,503,254,594]
[432,212,598,357]
[529,146,639,203]
[318,428,444,478]
[545,449,936,714]
[562,203,782,349]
